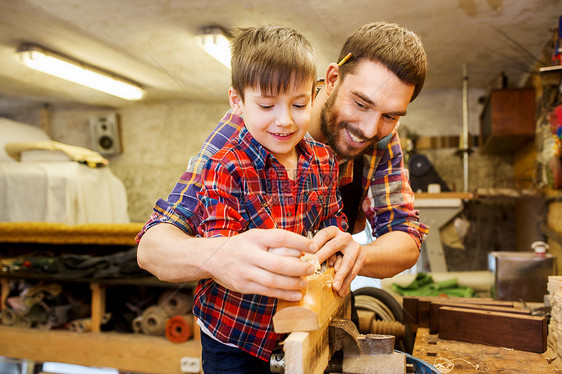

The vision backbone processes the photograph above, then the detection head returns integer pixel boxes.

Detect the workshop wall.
[9,100,228,223]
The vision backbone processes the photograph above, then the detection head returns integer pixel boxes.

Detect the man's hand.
[312,226,365,297]
[203,228,317,301]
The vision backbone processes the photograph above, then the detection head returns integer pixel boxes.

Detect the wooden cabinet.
[480,88,536,153]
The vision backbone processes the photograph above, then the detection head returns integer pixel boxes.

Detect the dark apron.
[338,156,364,328]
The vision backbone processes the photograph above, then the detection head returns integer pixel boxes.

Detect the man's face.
[320,60,415,159]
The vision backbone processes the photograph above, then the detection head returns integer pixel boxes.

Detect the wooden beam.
[438,306,547,353]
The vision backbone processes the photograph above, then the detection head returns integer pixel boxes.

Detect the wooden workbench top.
[412,328,562,373]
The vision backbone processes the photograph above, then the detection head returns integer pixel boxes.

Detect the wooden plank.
[402,296,418,326]
[0,326,201,374]
[416,297,513,328]
[438,306,547,353]
[273,268,343,333]
[282,294,351,374]
[417,297,433,328]
[413,328,561,373]
[429,301,530,333]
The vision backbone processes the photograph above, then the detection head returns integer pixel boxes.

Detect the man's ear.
[324,63,340,96]
[228,87,243,115]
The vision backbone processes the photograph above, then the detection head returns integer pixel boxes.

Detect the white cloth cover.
[0,161,130,224]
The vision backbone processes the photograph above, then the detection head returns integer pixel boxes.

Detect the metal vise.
[270,318,406,373]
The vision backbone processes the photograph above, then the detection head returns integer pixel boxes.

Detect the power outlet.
[180,357,201,373]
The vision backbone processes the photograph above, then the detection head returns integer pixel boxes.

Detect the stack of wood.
[403,295,547,353]
[547,276,562,357]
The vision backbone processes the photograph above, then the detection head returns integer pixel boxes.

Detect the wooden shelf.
[0,222,202,373]
[415,192,473,200]
[539,65,562,73]
[0,326,201,374]
[0,222,145,245]
[479,88,536,154]
[0,277,201,373]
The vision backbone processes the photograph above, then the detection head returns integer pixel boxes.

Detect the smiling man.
[137,21,429,303]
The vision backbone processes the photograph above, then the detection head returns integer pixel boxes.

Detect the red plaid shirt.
[193,125,346,360]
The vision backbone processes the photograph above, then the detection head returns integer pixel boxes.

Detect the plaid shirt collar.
[235,124,315,169]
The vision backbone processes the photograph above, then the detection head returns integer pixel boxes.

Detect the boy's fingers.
[269,247,303,257]
[255,250,315,277]
[251,228,317,254]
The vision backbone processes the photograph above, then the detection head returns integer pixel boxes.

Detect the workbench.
[412,327,562,373]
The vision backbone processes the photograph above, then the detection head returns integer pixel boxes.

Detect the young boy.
[193,26,348,373]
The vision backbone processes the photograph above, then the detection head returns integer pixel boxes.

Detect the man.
[136,21,428,302]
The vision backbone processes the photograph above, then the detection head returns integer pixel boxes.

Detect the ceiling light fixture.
[17,44,145,101]
[195,26,231,69]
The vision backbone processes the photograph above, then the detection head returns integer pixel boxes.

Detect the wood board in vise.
[273,267,352,374]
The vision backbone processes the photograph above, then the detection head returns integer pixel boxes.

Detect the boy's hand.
[203,228,317,301]
[311,226,366,297]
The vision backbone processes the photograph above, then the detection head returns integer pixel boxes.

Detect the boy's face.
[320,60,415,159]
[230,80,314,163]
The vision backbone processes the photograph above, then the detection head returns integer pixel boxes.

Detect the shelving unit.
[0,222,202,374]
[479,87,536,154]
[539,64,562,73]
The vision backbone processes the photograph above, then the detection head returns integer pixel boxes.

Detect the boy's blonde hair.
[230,26,317,101]
[337,22,428,102]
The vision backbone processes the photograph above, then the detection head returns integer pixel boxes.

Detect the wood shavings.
[300,253,321,272]
[300,253,328,274]
[433,357,480,373]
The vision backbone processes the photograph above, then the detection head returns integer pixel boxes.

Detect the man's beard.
[319,89,377,159]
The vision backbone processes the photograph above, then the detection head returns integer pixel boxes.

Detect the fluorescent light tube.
[195,26,231,69]
[17,45,144,101]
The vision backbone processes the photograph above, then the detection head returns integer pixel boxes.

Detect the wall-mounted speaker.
[89,113,122,156]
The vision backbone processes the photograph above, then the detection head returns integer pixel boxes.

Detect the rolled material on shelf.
[28,303,49,325]
[1,308,17,326]
[158,290,193,317]
[69,318,92,333]
[101,312,111,325]
[0,308,31,327]
[132,315,143,333]
[165,314,193,343]
[140,305,167,336]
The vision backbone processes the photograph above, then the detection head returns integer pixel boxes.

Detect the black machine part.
[408,154,450,193]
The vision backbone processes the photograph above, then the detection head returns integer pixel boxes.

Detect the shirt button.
[287,212,292,217]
